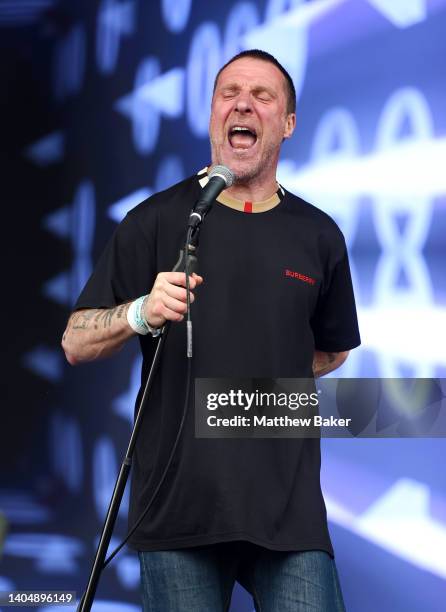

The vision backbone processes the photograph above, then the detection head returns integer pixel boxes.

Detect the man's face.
[209,57,296,184]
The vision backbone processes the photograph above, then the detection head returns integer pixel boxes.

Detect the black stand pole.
[77,242,198,612]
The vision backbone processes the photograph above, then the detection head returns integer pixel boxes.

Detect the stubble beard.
[210,137,278,186]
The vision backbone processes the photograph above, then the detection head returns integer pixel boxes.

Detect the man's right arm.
[62,272,203,365]
[62,303,134,365]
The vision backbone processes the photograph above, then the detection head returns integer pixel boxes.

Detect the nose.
[234,91,252,114]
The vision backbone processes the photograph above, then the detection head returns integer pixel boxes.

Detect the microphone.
[188,165,234,228]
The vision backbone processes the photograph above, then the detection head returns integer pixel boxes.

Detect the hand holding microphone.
[143,272,204,329]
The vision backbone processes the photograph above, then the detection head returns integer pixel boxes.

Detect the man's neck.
[223,176,279,203]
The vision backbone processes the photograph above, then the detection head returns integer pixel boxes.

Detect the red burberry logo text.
[284,269,316,285]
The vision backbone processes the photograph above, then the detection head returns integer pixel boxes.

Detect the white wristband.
[127,295,163,337]
[127,296,149,335]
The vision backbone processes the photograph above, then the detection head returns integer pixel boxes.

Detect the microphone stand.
[77,233,199,612]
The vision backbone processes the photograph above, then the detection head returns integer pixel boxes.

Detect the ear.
[283,113,296,139]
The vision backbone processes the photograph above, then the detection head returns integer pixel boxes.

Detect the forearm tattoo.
[70,302,130,331]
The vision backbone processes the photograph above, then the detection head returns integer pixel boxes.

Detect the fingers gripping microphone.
[188,165,234,228]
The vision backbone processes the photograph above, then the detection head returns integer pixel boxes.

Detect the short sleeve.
[311,240,361,353]
[74,211,156,310]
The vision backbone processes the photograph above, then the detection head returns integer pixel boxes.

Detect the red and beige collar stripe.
[197,167,284,213]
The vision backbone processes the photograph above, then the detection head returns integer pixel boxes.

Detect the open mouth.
[228,126,258,150]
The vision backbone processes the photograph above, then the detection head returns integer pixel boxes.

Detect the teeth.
[230,126,255,135]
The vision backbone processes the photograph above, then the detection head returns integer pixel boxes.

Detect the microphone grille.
[208,165,235,188]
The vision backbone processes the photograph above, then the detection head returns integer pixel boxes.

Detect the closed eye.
[254,89,274,102]
[221,88,239,99]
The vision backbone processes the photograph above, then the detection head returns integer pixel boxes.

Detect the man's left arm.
[312,350,349,378]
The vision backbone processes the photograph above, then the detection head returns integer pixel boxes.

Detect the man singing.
[62,49,360,611]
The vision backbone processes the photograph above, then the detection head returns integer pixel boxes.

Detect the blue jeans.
[138,541,346,611]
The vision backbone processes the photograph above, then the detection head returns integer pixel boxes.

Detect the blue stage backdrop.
[1,1,446,610]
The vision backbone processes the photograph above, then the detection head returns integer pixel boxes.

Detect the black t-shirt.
[75,171,361,556]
